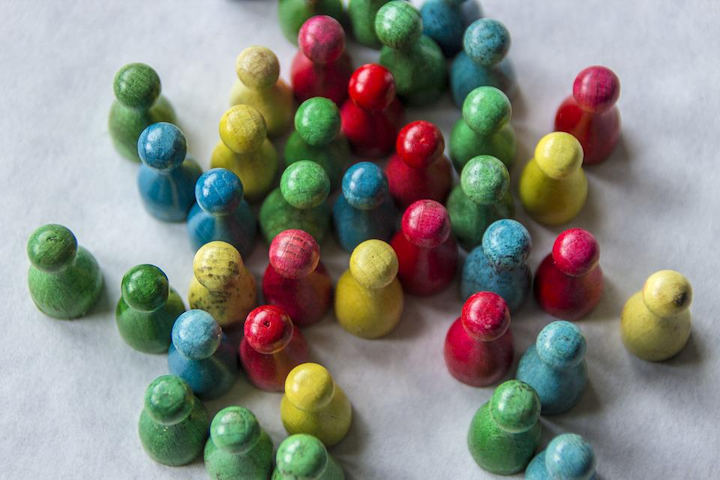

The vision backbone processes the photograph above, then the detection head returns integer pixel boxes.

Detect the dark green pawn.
[108,63,175,162]
[115,264,185,354]
[278,0,346,44]
[467,380,542,475]
[272,434,345,480]
[138,375,209,466]
[205,406,274,480]
[27,224,103,319]
[348,0,392,48]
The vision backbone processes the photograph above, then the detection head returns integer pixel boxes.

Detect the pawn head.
[299,15,345,64]
[193,241,243,290]
[276,434,329,478]
[573,66,620,114]
[642,270,692,317]
[285,363,335,411]
[489,380,540,433]
[113,63,160,109]
[463,19,510,67]
[537,321,586,369]
[121,264,169,312]
[546,433,597,480]
[462,86,511,136]
[482,219,532,268]
[195,168,244,215]
[27,224,77,272]
[461,292,511,341]
[172,309,222,360]
[144,375,193,425]
[535,132,584,179]
[349,239,399,289]
[137,122,187,171]
[244,305,294,354]
[396,121,444,169]
[402,200,451,248]
[236,46,280,89]
[219,104,267,154]
[460,155,510,206]
[552,228,600,276]
[349,63,396,111]
[280,160,330,209]
[210,406,262,455]
[375,1,423,50]
[295,97,341,146]
[269,229,320,279]
[342,162,388,210]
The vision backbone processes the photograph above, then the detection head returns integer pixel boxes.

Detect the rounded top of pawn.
[489,380,540,433]
[462,86,511,136]
[552,228,600,276]
[285,363,335,411]
[535,132,584,179]
[342,162,388,210]
[137,122,187,171]
[349,63,396,111]
[144,375,193,425]
[482,219,532,268]
[269,229,320,279]
[276,434,329,478]
[295,97,341,146]
[460,155,510,206]
[461,292,511,341]
[27,224,78,272]
[235,46,280,89]
[545,433,596,480]
[195,168,244,215]
[537,321,586,369]
[210,406,262,455]
[121,264,169,312]
[396,121,444,168]
[280,160,331,209]
[299,15,345,64]
[402,200,451,248]
[463,18,510,67]
[349,239,399,289]
[642,270,692,317]
[113,63,161,108]
[172,309,222,360]
[193,241,243,291]
[245,305,295,354]
[573,66,620,113]
[219,104,267,154]
[375,1,423,50]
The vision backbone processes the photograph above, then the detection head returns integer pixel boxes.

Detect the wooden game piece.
[348,0,391,48]
[620,270,692,362]
[376,1,447,106]
[116,264,185,354]
[335,239,404,338]
[385,120,452,209]
[273,434,345,480]
[444,292,513,387]
[516,321,588,415]
[555,66,621,165]
[446,155,514,251]
[188,241,257,331]
[168,309,237,400]
[519,132,588,225]
[137,122,202,222]
[461,219,531,311]
[340,63,404,157]
[239,305,310,392]
[259,161,332,243]
[291,16,353,105]
[526,433,597,480]
[211,105,279,203]
[230,46,294,138]
[281,363,352,446]
[534,229,604,321]
[333,162,398,252]
[138,374,209,466]
[390,200,458,296]
[420,0,481,58]
[109,63,175,161]
[204,406,274,480]
[27,224,103,319]
[278,0,346,45]
[467,379,541,475]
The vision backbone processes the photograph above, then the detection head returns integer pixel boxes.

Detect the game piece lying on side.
[348,0,392,48]
[278,0,346,45]
[273,433,345,480]
[525,433,597,480]
[420,0,481,57]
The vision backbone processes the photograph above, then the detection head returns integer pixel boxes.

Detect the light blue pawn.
[517,321,588,415]
[461,219,531,311]
[420,0,481,58]
[187,168,257,257]
[137,122,202,222]
[332,162,398,252]
[526,433,597,480]
[168,309,237,400]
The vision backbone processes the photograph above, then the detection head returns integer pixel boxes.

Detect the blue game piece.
[420,0,481,58]
[460,219,531,311]
[516,321,588,415]
[168,309,237,400]
[332,162,398,252]
[187,168,257,257]
[526,433,597,480]
[137,123,202,222]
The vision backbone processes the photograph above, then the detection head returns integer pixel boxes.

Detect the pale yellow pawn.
[621,270,692,362]
[211,105,279,203]
[188,241,257,331]
[229,46,294,138]
[335,239,404,339]
[519,132,588,225]
[281,363,352,447]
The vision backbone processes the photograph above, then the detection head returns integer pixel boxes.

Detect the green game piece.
[138,375,210,466]
[272,434,345,480]
[278,0,346,45]
[348,0,392,48]
[115,264,186,354]
[27,224,103,319]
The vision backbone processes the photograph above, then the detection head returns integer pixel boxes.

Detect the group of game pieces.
[26,0,695,478]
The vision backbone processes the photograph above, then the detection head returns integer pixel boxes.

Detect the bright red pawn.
[291,15,353,105]
[444,292,514,387]
[390,200,458,296]
[534,228,604,321]
[262,229,333,327]
[385,121,453,209]
[239,305,310,392]
[555,65,621,165]
[340,64,404,158]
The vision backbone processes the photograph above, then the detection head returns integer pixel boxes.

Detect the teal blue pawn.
[272,434,345,480]
[420,0,481,57]
[526,433,597,479]
[517,321,588,415]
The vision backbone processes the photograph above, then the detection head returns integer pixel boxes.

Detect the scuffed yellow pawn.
[519,132,588,225]
[188,241,257,331]
[335,239,404,339]
[281,363,352,447]
[621,270,692,362]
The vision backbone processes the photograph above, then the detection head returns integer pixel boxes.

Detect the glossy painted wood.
[348,0,391,48]
[526,433,597,480]
[273,434,345,479]
[278,0,346,45]
[420,0,480,57]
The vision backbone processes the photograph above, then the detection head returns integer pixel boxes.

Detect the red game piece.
[262,229,333,327]
[554,66,621,165]
[444,291,514,387]
[239,305,310,392]
[390,200,458,296]
[385,121,453,209]
[290,15,353,105]
[534,228,604,321]
[340,63,404,158]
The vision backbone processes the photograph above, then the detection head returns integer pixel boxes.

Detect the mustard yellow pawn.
[519,132,588,225]
[229,46,294,138]
[621,270,692,362]
[280,363,352,447]
[211,105,279,203]
[188,241,257,331]
[335,239,404,339]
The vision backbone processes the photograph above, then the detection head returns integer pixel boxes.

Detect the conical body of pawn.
[420,0,481,57]
[526,433,597,480]
[348,0,391,48]
[272,434,345,480]
[27,224,103,319]
[278,0,346,44]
